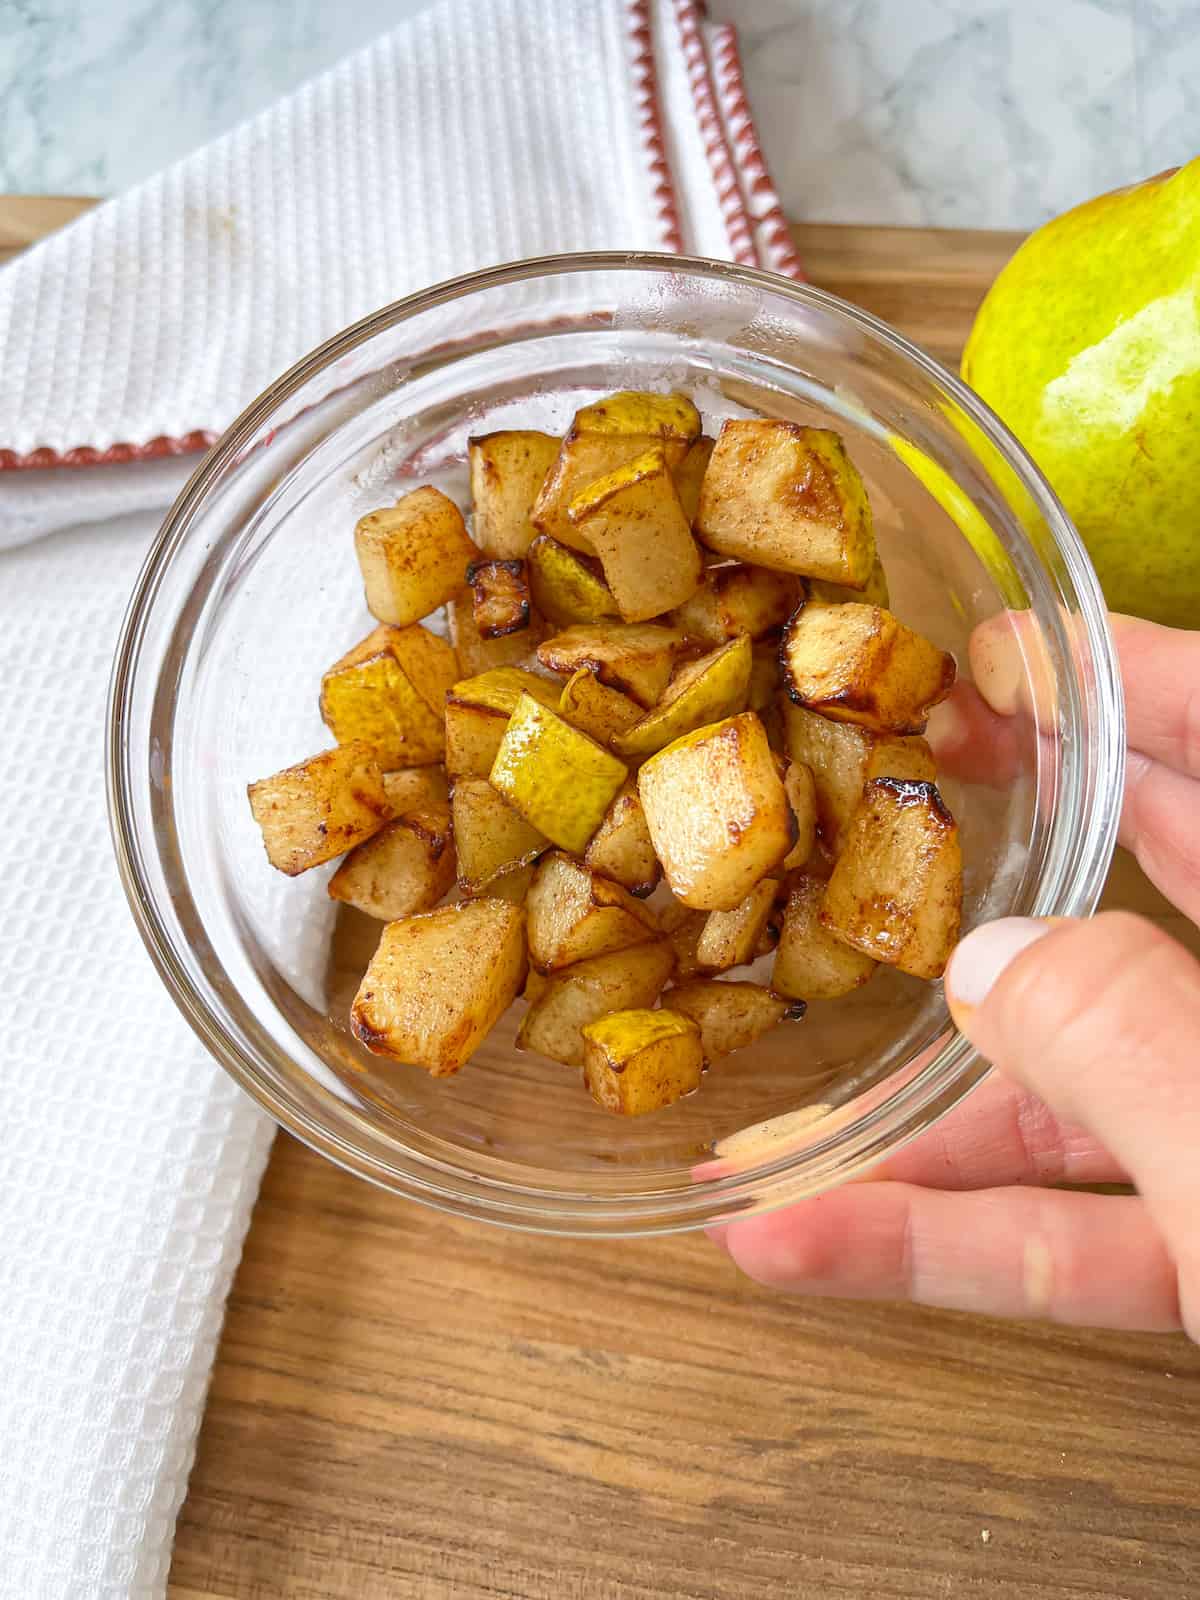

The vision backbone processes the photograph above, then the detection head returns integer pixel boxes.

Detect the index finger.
[1108,613,1200,779]
[947,911,1200,1337]
[971,609,1200,779]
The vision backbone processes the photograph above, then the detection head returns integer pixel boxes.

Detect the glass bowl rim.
[106,250,1124,1235]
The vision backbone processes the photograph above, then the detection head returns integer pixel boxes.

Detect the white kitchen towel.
[0,2,800,1595]
[0,0,802,544]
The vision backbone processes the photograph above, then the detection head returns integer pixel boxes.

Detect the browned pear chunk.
[355,487,479,625]
[248,742,393,876]
[466,557,533,639]
[672,563,801,647]
[782,697,937,851]
[320,622,457,768]
[517,941,676,1066]
[350,898,527,1075]
[444,667,561,778]
[584,783,661,896]
[821,778,963,980]
[468,429,560,558]
[532,426,689,552]
[567,446,703,623]
[382,766,450,815]
[581,1008,703,1116]
[668,980,794,1062]
[697,421,876,586]
[450,777,548,894]
[526,853,660,972]
[537,622,688,708]
[329,808,456,920]
[526,535,618,626]
[695,878,780,972]
[673,434,716,526]
[638,712,792,910]
[558,669,644,745]
[773,874,877,1000]
[780,603,955,735]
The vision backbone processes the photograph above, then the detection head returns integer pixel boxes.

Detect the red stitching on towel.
[0,431,217,472]
[628,0,687,254]
[708,22,806,281]
[672,0,760,269]
[1,4,801,473]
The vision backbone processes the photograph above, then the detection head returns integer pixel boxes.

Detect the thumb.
[945,911,1200,1338]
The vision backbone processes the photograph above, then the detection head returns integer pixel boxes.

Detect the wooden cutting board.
[5,199,1197,1600]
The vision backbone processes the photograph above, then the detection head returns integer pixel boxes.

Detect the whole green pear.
[962,160,1200,628]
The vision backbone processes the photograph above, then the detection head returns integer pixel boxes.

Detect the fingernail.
[947,917,1053,1008]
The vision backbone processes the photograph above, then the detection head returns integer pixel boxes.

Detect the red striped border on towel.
[0,1,802,472]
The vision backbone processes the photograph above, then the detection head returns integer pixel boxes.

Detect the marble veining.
[2,0,1198,229]
[714,0,1197,228]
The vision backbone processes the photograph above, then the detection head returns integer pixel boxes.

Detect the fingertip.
[946,917,1055,1013]
[720,1205,823,1291]
[968,613,1026,717]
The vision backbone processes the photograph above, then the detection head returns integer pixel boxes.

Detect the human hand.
[711,615,1200,1340]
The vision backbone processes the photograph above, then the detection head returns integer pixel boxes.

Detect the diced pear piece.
[581,1008,704,1116]
[781,602,955,736]
[809,556,890,609]
[583,782,660,896]
[821,777,963,980]
[532,427,687,553]
[524,967,549,1004]
[516,941,676,1066]
[747,641,781,711]
[490,693,628,853]
[671,563,801,647]
[350,898,527,1076]
[466,557,533,639]
[695,878,780,972]
[477,862,535,904]
[450,777,548,894]
[328,807,455,920]
[537,622,687,708]
[660,901,709,982]
[697,420,876,586]
[667,980,794,1062]
[247,742,393,876]
[638,712,792,910]
[567,446,703,623]
[468,429,560,558]
[355,487,479,625]
[527,534,619,626]
[573,390,701,443]
[782,698,937,852]
[526,853,660,972]
[613,634,751,759]
[444,667,561,778]
[558,668,644,745]
[781,760,818,870]
[448,588,544,676]
[773,874,877,1000]
[673,434,715,526]
[320,622,457,768]
[387,623,460,711]
[382,765,450,815]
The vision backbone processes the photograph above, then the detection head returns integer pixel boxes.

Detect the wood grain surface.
[5,197,1198,1599]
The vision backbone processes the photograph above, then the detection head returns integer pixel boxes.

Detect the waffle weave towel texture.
[0,3,799,1593]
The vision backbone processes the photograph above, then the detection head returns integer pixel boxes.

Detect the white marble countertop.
[1,0,1196,230]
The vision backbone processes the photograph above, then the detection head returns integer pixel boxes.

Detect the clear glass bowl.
[107,254,1123,1235]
